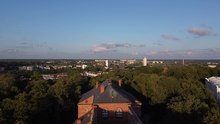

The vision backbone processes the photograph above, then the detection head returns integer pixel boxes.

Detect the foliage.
[0,73,18,100]
[101,65,220,124]
[0,65,220,124]
[0,70,90,124]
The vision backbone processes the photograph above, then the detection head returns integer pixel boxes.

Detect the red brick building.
[74,80,142,124]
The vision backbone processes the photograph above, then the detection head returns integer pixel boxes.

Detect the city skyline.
[0,0,220,59]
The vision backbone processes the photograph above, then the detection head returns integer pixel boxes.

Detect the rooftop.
[79,80,137,104]
[206,77,220,86]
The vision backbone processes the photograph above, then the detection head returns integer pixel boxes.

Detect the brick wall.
[96,103,132,124]
[78,104,93,119]
[78,95,94,119]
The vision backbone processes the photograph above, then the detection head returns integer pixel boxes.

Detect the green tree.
[0,98,14,124]
[0,73,18,100]
[13,92,31,124]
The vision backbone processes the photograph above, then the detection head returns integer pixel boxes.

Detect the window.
[115,108,123,118]
[102,109,108,118]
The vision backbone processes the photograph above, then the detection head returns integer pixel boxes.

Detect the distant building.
[207,62,218,68]
[42,74,67,80]
[95,60,105,62]
[120,59,136,65]
[19,66,35,71]
[208,65,217,68]
[80,71,102,77]
[76,65,82,68]
[46,61,54,64]
[205,77,220,101]
[44,66,51,70]
[76,64,88,69]
[74,80,142,124]
[152,61,163,64]
[42,74,55,80]
[19,66,27,70]
[105,60,109,68]
[143,57,147,66]
[82,64,88,69]
[27,66,34,71]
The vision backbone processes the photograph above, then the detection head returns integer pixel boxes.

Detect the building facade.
[75,80,142,124]
[205,77,220,101]
[105,60,109,69]
[143,57,147,66]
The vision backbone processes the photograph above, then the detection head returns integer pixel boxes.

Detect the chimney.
[96,81,99,88]
[118,79,122,87]
[100,85,105,93]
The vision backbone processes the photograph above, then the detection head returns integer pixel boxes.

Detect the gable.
[79,95,94,105]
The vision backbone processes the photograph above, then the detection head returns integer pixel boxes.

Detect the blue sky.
[0,0,220,59]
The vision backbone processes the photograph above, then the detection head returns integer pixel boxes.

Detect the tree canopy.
[0,65,220,124]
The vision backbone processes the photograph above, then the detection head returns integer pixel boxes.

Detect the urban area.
[0,58,220,124]
[1,1,220,124]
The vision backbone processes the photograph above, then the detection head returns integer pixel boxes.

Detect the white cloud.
[188,27,212,37]
[91,43,145,53]
[91,46,111,52]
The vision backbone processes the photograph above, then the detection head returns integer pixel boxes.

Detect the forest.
[0,65,220,124]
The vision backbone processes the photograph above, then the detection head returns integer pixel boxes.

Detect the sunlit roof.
[206,77,220,86]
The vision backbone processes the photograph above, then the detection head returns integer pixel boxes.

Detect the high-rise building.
[143,57,147,66]
[105,60,109,68]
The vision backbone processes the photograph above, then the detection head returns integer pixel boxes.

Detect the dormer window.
[102,109,108,118]
[115,108,123,118]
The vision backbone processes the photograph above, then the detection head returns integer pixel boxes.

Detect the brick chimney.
[118,79,122,87]
[100,85,105,93]
[96,81,99,88]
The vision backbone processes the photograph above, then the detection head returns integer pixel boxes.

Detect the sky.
[0,0,220,59]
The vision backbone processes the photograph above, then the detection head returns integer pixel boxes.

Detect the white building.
[82,64,88,69]
[205,77,220,101]
[152,61,163,64]
[208,65,217,68]
[105,60,109,68]
[27,66,34,71]
[42,74,55,80]
[19,66,34,71]
[143,57,147,66]
[80,71,102,77]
